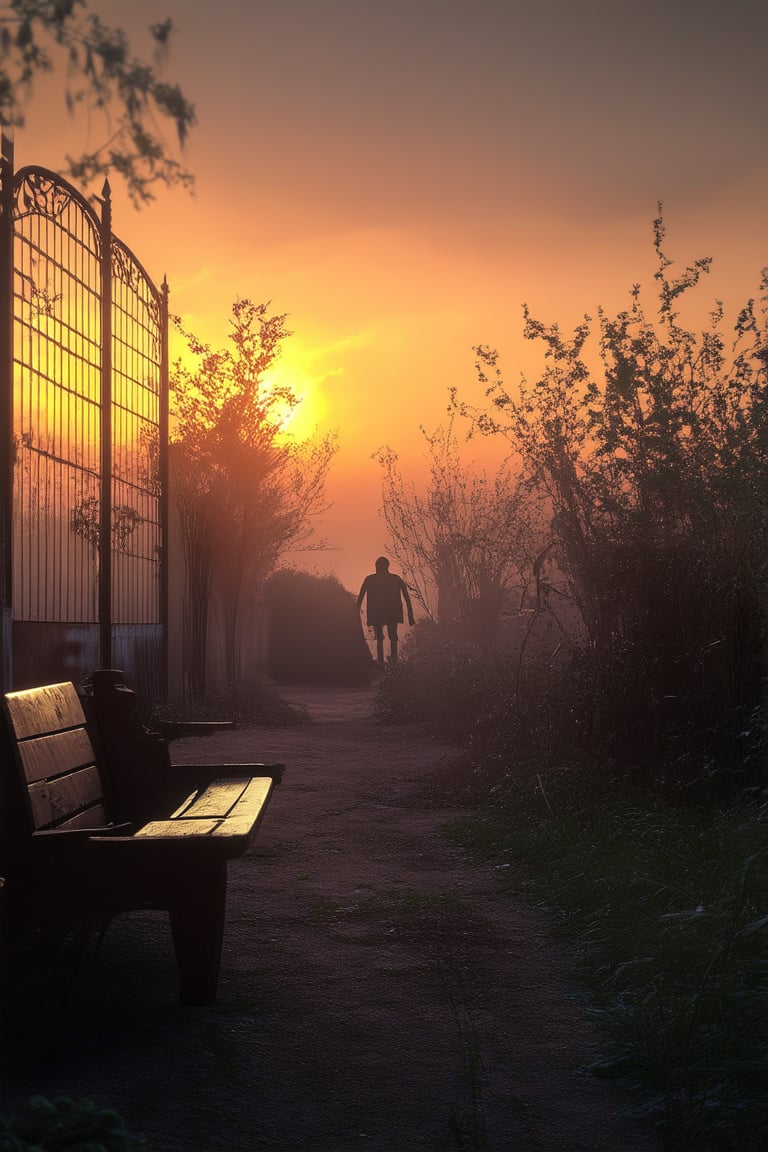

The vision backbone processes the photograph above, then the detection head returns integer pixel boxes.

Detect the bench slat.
[55,804,111,831]
[175,778,250,819]
[168,790,201,819]
[210,778,273,838]
[18,727,96,784]
[133,818,222,838]
[133,779,273,842]
[27,764,105,830]
[5,682,86,739]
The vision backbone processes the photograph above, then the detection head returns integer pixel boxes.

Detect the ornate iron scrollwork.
[113,239,162,360]
[112,241,139,289]
[15,172,72,219]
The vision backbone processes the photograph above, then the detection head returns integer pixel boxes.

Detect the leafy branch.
[0,1,196,204]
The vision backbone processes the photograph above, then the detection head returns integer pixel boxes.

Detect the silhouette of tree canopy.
[171,299,337,694]
[0,1,195,204]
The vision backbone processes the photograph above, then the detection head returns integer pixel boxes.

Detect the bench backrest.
[2,682,111,832]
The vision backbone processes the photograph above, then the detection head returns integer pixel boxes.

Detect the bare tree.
[375,417,538,651]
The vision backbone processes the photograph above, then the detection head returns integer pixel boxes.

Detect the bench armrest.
[32,822,134,842]
[152,720,236,741]
[24,824,135,866]
[167,762,286,787]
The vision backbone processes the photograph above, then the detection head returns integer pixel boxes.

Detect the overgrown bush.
[375,622,581,771]
[375,623,501,735]
[457,213,768,795]
[378,613,766,803]
[265,568,374,684]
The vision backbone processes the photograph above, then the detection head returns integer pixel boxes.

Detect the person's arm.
[401,579,415,625]
[356,579,367,612]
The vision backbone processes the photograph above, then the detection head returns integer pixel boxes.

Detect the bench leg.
[168,860,227,1006]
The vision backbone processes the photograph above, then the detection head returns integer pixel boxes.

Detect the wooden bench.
[0,680,284,1006]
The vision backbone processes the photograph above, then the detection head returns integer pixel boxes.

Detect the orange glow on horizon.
[7,0,766,593]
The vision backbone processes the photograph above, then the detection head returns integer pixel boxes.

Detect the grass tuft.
[450,766,768,1150]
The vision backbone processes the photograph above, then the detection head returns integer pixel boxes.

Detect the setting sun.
[261,350,329,442]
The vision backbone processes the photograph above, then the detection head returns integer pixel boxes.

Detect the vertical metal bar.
[99,179,113,669]
[0,132,14,691]
[159,275,170,698]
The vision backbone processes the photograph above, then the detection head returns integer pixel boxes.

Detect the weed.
[312,899,341,918]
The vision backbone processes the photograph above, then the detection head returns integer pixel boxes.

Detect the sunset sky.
[12,0,768,594]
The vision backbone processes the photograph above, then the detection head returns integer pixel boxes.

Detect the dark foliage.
[265,568,374,685]
[377,613,766,802]
[452,213,768,797]
[0,1095,131,1150]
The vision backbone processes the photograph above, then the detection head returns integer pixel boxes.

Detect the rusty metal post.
[159,275,170,698]
[99,179,113,670]
[0,133,14,691]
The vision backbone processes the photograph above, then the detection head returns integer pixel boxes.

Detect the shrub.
[375,622,581,769]
[459,215,768,795]
[153,679,307,727]
[265,568,374,685]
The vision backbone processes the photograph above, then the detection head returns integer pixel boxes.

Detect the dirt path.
[3,686,661,1152]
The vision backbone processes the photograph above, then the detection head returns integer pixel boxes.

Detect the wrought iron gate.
[0,134,168,699]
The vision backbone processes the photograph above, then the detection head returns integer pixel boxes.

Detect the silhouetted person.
[357,556,415,667]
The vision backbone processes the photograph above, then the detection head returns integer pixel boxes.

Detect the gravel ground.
[2,686,661,1152]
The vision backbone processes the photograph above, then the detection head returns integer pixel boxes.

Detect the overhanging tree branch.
[0,1,195,205]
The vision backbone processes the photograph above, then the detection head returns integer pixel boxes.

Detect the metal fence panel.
[12,169,102,626]
[0,138,168,699]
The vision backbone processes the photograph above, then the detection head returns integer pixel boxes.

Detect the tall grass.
[450,764,768,1151]
[0,1096,132,1150]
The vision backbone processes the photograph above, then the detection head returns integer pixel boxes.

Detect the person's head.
[375,556,390,573]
